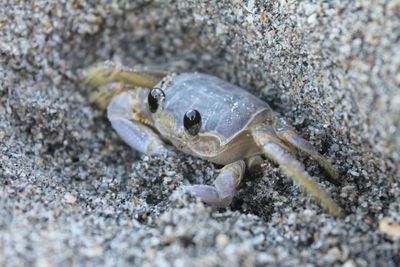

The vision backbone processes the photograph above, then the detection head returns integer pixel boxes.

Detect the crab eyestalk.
[83,63,167,109]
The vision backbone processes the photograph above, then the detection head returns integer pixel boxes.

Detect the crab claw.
[184,160,245,207]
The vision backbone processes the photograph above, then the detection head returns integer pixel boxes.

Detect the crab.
[84,62,343,217]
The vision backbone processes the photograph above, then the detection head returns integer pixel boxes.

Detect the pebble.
[64,192,77,204]
[379,218,400,240]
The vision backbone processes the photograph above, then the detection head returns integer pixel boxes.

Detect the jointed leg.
[84,61,167,89]
[274,118,339,181]
[253,125,343,217]
[84,62,167,109]
[185,160,245,207]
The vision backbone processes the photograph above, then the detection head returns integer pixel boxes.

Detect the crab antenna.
[252,126,343,217]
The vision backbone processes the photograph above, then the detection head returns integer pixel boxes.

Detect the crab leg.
[84,62,166,89]
[273,118,339,182]
[184,160,245,207]
[108,92,167,155]
[252,125,343,217]
[84,62,167,108]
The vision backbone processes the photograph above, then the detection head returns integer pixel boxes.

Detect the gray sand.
[1,1,399,266]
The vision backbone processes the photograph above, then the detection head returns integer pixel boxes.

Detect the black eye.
[148,88,165,113]
[183,109,202,136]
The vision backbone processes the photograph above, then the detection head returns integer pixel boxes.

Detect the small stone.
[251,234,265,246]
[350,171,359,177]
[82,244,103,257]
[330,144,339,152]
[379,218,400,240]
[343,260,357,267]
[307,14,317,24]
[256,252,275,264]
[301,209,315,221]
[64,192,77,204]
[216,234,229,247]
[325,247,342,262]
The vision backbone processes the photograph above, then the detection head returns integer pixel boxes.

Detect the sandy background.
[1,1,399,266]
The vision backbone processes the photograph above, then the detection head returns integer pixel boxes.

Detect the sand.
[1,1,399,266]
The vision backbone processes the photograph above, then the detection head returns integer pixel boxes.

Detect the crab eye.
[183,109,202,136]
[148,88,165,113]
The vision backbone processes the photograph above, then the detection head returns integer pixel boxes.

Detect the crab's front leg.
[252,124,343,217]
[108,92,167,155]
[185,160,245,207]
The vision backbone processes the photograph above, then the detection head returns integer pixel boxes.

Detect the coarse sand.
[1,1,399,266]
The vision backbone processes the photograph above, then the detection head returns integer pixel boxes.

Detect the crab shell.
[151,73,274,165]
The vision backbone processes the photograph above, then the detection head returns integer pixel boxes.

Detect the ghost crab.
[84,62,343,217]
